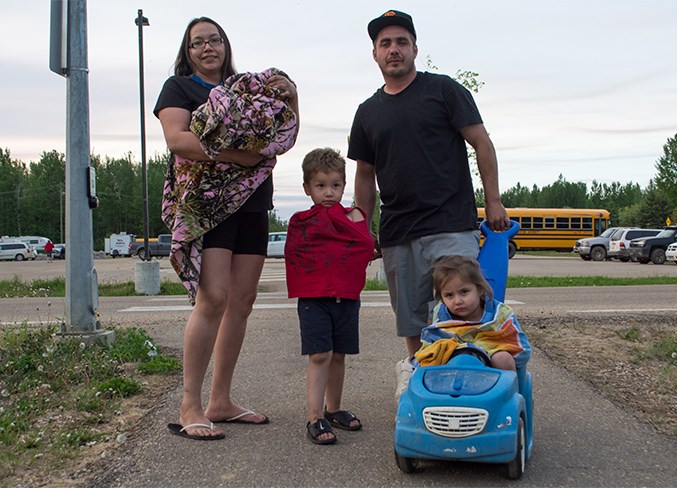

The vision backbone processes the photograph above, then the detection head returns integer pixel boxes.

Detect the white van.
[13,236,51,253]
[0,242,36,261]
[104,232,135,257]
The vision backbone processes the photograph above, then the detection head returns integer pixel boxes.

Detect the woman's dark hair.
[173,17,236,81]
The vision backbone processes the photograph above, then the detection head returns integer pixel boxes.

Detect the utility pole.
[136,9,150,261]
[50,0,113,343]
[134,9,160,295]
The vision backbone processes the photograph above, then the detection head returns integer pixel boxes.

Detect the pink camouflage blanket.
[161,68,297,304]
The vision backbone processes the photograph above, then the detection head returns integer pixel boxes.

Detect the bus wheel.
[508,242,517,259]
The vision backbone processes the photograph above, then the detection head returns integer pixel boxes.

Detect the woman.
[155,17,299,440]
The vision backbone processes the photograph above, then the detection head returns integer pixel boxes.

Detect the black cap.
[368,10,416,41]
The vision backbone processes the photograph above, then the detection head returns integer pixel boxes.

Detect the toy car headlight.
[423,369,500,396]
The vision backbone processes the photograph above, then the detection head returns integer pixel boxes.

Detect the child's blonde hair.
[431,255,493,302]
[302,148,346,184]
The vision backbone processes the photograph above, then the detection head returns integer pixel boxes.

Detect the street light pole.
[133,9,160,295]
[135,10,150,261]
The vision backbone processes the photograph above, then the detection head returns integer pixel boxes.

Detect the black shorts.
[202,210,268,255]
[297,297,360,355]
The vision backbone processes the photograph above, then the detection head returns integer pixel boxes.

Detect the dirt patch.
[523,312,677,438]
[5,369,180,488]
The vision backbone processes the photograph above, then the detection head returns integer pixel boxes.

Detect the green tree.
[587,180,643,226]
[268,209,288,232]
[93,154,142,248]
[147,151,171,236]
[0,148,27,236]
[500,183,533,207]
[634,185,671,228]
[21,150,65,242]
[654,132,677,217]
[536,174,587,208]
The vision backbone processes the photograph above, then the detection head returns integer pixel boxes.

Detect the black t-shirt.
[348,72,482,247]
[154,75,273,212]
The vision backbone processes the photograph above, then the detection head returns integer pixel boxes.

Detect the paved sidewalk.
[79,299,677,488]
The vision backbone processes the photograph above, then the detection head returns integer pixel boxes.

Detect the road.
[2,256,676,487]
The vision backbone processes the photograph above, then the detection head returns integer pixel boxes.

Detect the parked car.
[572,227,620,261]
[267,232,287,258]
[627,226,677,264]
[608,228,662,261]
[666,242,677,264]
[129,234,171,260]
[0,242,36,261]
[53,243,66,260]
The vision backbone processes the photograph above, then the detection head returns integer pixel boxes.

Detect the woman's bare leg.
[205,253,267,423]
[178,248,232,437]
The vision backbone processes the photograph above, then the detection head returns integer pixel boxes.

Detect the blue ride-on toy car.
[394,220,533,479]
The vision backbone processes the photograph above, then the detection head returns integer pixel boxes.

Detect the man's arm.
[461,123,509,231]
[354,160,377,226]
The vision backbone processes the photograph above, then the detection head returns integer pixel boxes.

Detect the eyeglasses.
[188,37,224,50]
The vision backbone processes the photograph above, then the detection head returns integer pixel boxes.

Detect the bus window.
[571,218,581,229]
[533,217,543,229]
[556,217,569,229]
[521,217,532,229]
[582,217,592,230]
[545,217,555,229]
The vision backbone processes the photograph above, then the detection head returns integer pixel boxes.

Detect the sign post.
[50,0,112,343]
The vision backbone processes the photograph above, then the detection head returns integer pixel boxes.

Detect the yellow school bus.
[478,208,611,258]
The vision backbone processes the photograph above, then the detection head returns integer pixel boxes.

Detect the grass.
[0,277,187,298]
[0,326,180,481]
[1,275,677,298]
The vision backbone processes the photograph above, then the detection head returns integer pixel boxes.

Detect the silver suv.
[608,228,662,261]
[573,227,621,261]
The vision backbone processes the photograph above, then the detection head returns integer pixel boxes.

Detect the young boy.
[284,148,375,445]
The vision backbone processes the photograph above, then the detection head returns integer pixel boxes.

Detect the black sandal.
[324,409,362,431]
[306,419,337,445]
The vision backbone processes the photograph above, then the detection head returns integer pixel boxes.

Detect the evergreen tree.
[654,133,677,217]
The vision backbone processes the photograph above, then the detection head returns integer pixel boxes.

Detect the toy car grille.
[422,406,488,438]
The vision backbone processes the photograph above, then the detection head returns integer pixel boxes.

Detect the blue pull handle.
[476,220,520,302]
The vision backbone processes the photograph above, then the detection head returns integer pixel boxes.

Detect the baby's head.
[302,148,347,207]
[431,255,493,302]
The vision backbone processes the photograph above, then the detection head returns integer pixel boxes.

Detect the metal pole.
[63,0,106,339]
[59,183,64,244]
[136,10,150,260]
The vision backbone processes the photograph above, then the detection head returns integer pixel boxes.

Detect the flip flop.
[222,410,270,425]
[306,419,337,445]
[324,409,362,431]
[167,422,225,441]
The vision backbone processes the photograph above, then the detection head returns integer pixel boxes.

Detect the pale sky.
[1,0,676,220]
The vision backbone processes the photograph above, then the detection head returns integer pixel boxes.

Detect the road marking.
[572,308,677,313]
[118,302,396,312]
[117,297,523,313]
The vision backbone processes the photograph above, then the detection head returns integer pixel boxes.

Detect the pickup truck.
[572,227,620,261]
[130,234,172,259]
[627,226,677,264]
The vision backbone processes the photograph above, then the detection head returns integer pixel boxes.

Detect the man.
[348,9,509,363]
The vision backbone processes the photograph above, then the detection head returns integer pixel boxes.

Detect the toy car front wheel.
[394,450,419,473]
[506,416,526,479]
